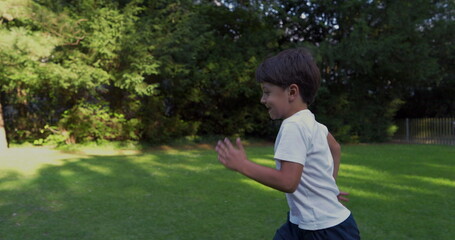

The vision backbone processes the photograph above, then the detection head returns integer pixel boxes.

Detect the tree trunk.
[0,99,8,150]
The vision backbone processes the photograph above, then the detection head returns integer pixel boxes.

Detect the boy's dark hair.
[255,48,321,105]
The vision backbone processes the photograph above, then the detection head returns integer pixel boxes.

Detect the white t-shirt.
[274,109,350,230]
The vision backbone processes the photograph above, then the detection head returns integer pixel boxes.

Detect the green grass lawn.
[0,143,454,240]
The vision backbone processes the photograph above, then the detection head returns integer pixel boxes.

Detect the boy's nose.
[260,96,266,104]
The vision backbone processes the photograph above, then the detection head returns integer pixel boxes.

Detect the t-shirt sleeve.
[274,122,310,166]
[319,123,329,136]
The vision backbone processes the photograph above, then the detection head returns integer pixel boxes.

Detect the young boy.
[215,48,360,239]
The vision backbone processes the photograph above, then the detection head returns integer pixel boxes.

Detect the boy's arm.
[327,132,349,202]
[327,132,341,179]
[215,138,303,193]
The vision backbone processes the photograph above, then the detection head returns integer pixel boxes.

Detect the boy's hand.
[338,191,350,202]
[215,138,248,172]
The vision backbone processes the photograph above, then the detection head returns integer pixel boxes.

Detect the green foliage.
[307,0,449,141]
[144,2,280,139]
[1,0,454,144]
[41,102,140,145]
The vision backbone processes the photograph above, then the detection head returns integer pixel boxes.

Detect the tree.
[132,0,282,142]
[0,100,7,150]
[396,0,455,118]
[0,0,63,148]
[257,0,451,141]
[1,0,160,144]
[1,0,453,145]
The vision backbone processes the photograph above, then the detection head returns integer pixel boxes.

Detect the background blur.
[0,0,454,147]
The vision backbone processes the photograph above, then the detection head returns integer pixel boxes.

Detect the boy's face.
[260,82,292,120]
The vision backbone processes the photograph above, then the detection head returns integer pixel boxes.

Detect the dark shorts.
[273,213,360,240]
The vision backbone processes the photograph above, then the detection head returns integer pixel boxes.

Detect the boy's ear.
[288,84,299,101]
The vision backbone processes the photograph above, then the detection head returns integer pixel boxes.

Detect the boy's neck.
[285,103,308,119]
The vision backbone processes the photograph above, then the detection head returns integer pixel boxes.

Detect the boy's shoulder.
[283,109,315,125]
[282,110,327,135]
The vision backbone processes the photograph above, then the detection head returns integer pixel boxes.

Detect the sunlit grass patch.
[338,144,455,240]
[404,175,455,188]
[0,143,454,240]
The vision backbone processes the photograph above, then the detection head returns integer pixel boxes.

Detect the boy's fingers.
[217,140,227,150]
[338,196,350,202]
[337,192,350,202]
[215,145,222,156]
[236,138,244,151]
[216,141,227,156]
[224,138,234,149]
[217,155,225,164]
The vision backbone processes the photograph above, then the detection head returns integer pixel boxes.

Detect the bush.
[142,114,200,145]
[39,102,140,145]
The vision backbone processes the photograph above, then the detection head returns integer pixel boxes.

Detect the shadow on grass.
[3,144,452,240]
[338,144,455,240]
[0,147,285,240]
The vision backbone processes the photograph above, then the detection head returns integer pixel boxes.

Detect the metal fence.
[393,118,455,145]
